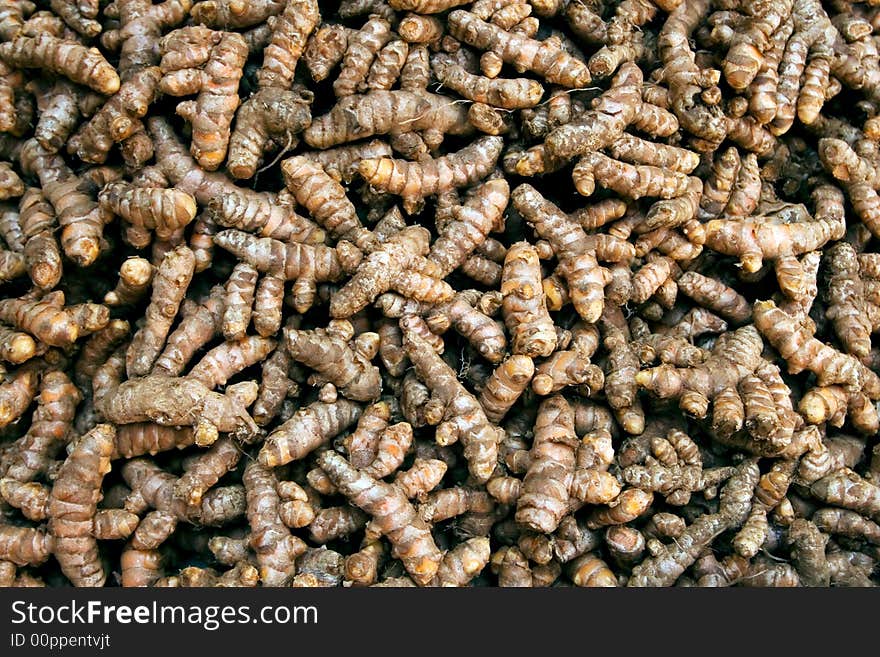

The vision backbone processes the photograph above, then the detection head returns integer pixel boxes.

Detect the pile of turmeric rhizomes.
[0,0,878,588]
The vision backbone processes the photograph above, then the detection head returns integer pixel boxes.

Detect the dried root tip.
[605,525,646,568]
[344,541,385,586]
[279,499,316,529]
[399,13,444,43]
[568,553,617,587]
[0,325,36,365]
[486,475,522,505]
[732,506,768,559]
[798,386,850,427]
[586,488,654,529]
[104,258,154,307]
